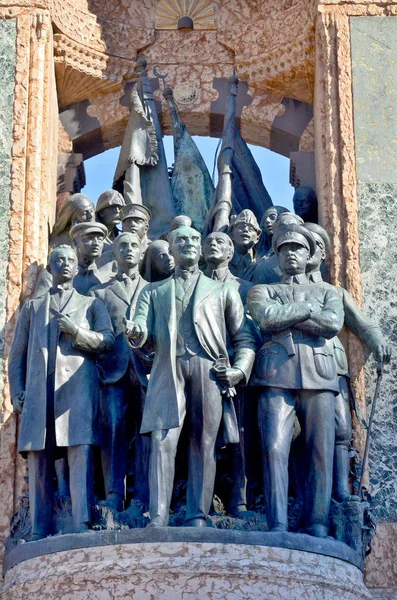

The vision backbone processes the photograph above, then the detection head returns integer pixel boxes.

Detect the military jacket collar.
[281,273,310,285]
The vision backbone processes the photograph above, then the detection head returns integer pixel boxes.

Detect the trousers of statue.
[149,354,223,524]
[334,375,353,499]
[100,374,150,505]
[258,387,335,531]
[28,444,93,536]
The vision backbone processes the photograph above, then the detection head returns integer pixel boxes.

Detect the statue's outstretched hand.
[123,317,144,342]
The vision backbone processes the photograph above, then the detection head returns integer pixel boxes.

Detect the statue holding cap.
[69,222,111,295]
[125,225,257,527]
[8,245,114,539]
[91,233,151,512]
[304,221,391,502]
[228,209,262,280]
[247,223,344,537]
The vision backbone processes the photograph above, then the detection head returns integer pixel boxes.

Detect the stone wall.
[0,6,59,569]
[0,19,16,404]
[348,15,397,596]
[350,16,397,523]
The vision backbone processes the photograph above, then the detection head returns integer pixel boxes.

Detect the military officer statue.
[304,221,391,502]
[247,223,344,537]
[125,225,257,528]
[8,245,114,539]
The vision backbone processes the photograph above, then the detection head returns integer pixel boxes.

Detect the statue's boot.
[333,445,360,502]
[99,492,124,512]
[185,518,208,528]
[306,523,329,538]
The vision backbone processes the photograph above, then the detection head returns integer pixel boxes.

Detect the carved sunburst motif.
[155,0,216,30]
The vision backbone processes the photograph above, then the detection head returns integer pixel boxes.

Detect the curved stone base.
[2,531,371,600]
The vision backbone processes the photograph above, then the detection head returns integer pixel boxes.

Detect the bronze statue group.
[8,189,391,542]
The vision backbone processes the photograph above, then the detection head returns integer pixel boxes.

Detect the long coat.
[132,273,257,434]
[8,290,114,453]
[91,275,149,387]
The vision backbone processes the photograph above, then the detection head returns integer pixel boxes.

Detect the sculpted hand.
[12,391,25,415]
[123,317,144,342]
[58,314,79,336]
[214,367,244,388]
[374,344,392,371]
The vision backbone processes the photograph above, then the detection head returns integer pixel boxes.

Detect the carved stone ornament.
[173,82,199,105]
[155,0,217,30]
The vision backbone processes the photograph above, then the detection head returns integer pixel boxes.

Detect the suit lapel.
[62,289,86,316]
[193,273,217,314]
[35,293,50,358]
[58,288,75,313]
[156,277,175,323]
[109,279,130,306]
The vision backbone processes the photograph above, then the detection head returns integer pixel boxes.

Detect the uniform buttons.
[65,367,70,372]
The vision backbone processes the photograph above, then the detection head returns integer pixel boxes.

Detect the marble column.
[0,7,58,564]
[350,16,397,596]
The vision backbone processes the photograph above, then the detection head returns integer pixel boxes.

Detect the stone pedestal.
[2,530,372,600]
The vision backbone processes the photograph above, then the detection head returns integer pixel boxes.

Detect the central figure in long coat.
[126,225,257,527]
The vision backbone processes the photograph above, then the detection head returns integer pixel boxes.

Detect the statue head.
[112,232,143,271]
[261,206,290,241]
[96,190,125,230]
[69,222,107,263]
[203,231,234,269]
[168,226,201,268]
[228,209,261,255]
[51,194,95,240]
[293,186,318,222]
[49,245,78,284]
[121,204,151,239]
[305,222,331,273]
[273,223,316,276]
[141,240,175,282]
[170,215,192,232]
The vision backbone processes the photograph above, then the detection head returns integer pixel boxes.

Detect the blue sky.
[83,136,294,212]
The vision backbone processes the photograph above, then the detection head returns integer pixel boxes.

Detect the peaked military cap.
[272,223,316,256]
[69,222,108,241]
[121,203,152,222]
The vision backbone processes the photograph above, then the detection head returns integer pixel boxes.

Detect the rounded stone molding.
[173,81,199,104]
[2,534,372,600]
[3,529,371,599]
